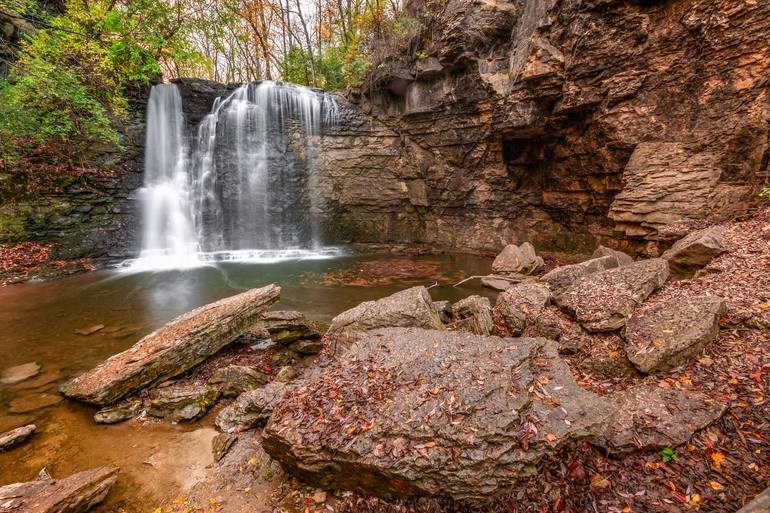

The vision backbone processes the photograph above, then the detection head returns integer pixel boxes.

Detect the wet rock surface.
[263,328,616,500]
[555,259,669,332]
[324,286,444,348]
[624,295,726,373]
[8,393,62,414]
[0,466,118,513]
[60,284,280,406]
[0,423,35,451]
[663,226,728,279]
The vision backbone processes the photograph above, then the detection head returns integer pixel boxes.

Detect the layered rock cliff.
[318,0,770,254]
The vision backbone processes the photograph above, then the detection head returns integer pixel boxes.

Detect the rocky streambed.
[2,213,770,512]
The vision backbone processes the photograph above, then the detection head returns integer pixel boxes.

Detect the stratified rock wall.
[319,0,770,254]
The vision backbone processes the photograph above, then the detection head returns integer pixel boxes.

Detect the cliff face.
[318,0,770,254]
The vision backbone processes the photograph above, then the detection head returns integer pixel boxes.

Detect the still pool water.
[0,250,494,511]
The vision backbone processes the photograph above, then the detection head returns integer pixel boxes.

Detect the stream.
[0,250,493,511]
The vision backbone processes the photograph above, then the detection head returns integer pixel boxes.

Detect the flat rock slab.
[74,324,105,336]
[1,363,41,385]
[662,226,727,279]
[555,259,669,332]
[325,286,443,347]
[0,466,118,513]
[9,393,63,414]
[625,295,725,373]
[60,284,280,406]
[263,328,615,500]
[597,386,726,452]
[0,424,36,451]
[541,255,620,298]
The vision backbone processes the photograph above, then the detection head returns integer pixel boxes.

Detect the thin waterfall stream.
[124,81,341,272]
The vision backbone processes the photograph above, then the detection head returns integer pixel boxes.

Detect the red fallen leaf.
[569,461,587,481]
[672,491,687,503]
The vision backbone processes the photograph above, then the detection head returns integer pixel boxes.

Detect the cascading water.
[124,81,341,272]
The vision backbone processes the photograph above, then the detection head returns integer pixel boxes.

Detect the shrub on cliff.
[0,0,197,194]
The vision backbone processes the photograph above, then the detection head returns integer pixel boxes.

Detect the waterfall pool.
[0,250,493,511]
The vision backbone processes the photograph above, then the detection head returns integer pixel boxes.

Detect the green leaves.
[660,447,680,463]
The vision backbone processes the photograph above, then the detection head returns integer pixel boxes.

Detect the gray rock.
[275,366,299,383]
[255,310,321,344]
[495,282,551,336]
[451,295,494,335]
[555,259,669,332]
[1,362,41,385]
[146,384,220,422]
[492,242,544,275]
[325,287,444,347]
[432,300,453,323]
[737,486,770,513]
[0,466,118,513]
[624,295,726,373]
[60,284,280,406]
[288,339,324,354]
[541,255,620,297]
[597,386,726,452]
[94,401,142,424]
[208,365,268,397]
[212,433,237,462]
[481,275,526,291]
[216,381,296,434]
[0,424,36,451]
[662,226,727,279]
[591,246,634,266]
[263,328,615,500]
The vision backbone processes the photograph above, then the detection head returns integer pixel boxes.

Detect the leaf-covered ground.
[0,242,95,286]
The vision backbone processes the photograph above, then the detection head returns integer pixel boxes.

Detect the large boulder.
[494,282,551,336]
[61,284,280,406]
[262,328,615,500]
[555,259,669,332]
[662,226,727,279]
[597,386,726,452]
[0,466,118,513]
[492,242,544,275]
[324,287,443,347]
[450,295,494,335]
[541,255,620,297]
[624,295,726,373]
[216,381,297,434]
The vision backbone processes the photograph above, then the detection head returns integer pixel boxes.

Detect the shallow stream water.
[0,250,493,511]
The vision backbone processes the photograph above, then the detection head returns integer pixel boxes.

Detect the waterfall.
[124,81,340,272]
[134,85,199,270]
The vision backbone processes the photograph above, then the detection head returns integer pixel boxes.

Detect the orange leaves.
[710,451,725,468]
